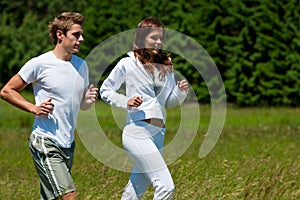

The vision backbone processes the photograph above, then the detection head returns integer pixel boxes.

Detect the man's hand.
[84,84,99,104]
[35,98,54,116]
[81,84,99,110]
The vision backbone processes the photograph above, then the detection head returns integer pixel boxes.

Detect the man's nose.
[79,35,84,42]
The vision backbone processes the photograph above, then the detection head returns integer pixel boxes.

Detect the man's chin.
[72,48,80,54]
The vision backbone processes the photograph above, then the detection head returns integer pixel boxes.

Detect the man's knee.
[60,191,78,200]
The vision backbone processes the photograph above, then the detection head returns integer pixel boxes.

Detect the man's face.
[62,24,84,54]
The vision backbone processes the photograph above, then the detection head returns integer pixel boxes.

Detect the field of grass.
[1,93,300,199]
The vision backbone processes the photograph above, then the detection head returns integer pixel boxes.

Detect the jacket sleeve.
[165,73,188,108]
[99,62,129,109]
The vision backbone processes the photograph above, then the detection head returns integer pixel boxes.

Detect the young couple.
[1,12,189,200]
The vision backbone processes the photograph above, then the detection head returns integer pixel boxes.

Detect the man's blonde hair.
[48,12,84,45]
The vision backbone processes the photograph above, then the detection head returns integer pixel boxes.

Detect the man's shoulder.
[71,54,85,64]
[22,51,52,67]
[36,51,53,59]
[70,54,87,74]
[71,54,83,60]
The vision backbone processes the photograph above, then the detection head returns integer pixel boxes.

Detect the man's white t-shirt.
[19,51,89,148]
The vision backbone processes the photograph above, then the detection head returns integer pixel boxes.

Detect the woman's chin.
[151,48,159,54]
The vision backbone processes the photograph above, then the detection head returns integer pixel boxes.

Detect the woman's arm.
[99,62,130,109]
[165,79,189,108]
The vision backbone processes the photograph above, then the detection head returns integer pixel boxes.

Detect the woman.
[100,17,189,200]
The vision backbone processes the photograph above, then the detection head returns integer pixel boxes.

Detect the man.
[0,12,98,200]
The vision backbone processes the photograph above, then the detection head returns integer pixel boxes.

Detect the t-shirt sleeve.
[18,58,39,84]
[72,55,89,88]
[82,61,89,88]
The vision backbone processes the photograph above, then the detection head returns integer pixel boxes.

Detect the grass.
[1,93,300,199]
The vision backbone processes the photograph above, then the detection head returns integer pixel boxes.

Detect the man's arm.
[0,74,53,115]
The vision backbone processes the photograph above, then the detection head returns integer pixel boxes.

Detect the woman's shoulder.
[117,52,137,66]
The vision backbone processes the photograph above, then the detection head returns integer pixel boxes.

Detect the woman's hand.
[128,96,143,108]
[177,80,189,93]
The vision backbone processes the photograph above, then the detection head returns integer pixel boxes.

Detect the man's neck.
[52,46,72,61]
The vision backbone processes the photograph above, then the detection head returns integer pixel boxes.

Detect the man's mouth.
[74,44,80,50]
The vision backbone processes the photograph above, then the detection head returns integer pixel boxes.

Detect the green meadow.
[0,93,300,199]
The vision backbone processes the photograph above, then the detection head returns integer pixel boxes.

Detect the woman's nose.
[157,38,162,44]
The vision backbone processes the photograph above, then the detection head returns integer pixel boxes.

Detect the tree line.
[1,0,299,106]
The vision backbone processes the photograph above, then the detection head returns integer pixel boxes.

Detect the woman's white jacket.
[100,51,187,124]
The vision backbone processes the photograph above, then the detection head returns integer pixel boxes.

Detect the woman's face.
[144,28,164,54]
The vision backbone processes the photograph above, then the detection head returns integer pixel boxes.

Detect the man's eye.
[73,33,81,39]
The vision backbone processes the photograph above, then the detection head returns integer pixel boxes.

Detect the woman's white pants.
[121,121,174,200]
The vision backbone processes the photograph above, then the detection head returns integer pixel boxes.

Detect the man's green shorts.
[28,133,76,200]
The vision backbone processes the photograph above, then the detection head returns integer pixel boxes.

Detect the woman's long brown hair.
[133,17,173,79]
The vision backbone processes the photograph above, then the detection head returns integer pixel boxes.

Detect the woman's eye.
[151,36,162,41]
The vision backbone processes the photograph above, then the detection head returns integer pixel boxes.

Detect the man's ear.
[56,30,64,42]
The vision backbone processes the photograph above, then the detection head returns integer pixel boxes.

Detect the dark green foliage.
[0,0,299,106]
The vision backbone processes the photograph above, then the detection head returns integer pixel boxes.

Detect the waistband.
[141,118,165,128]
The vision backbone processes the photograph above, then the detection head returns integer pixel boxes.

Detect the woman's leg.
[121,165,151,199]
[121,122,174,200]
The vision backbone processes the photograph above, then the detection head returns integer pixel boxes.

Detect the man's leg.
[29,134,77,200]
[61,191,78,200]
